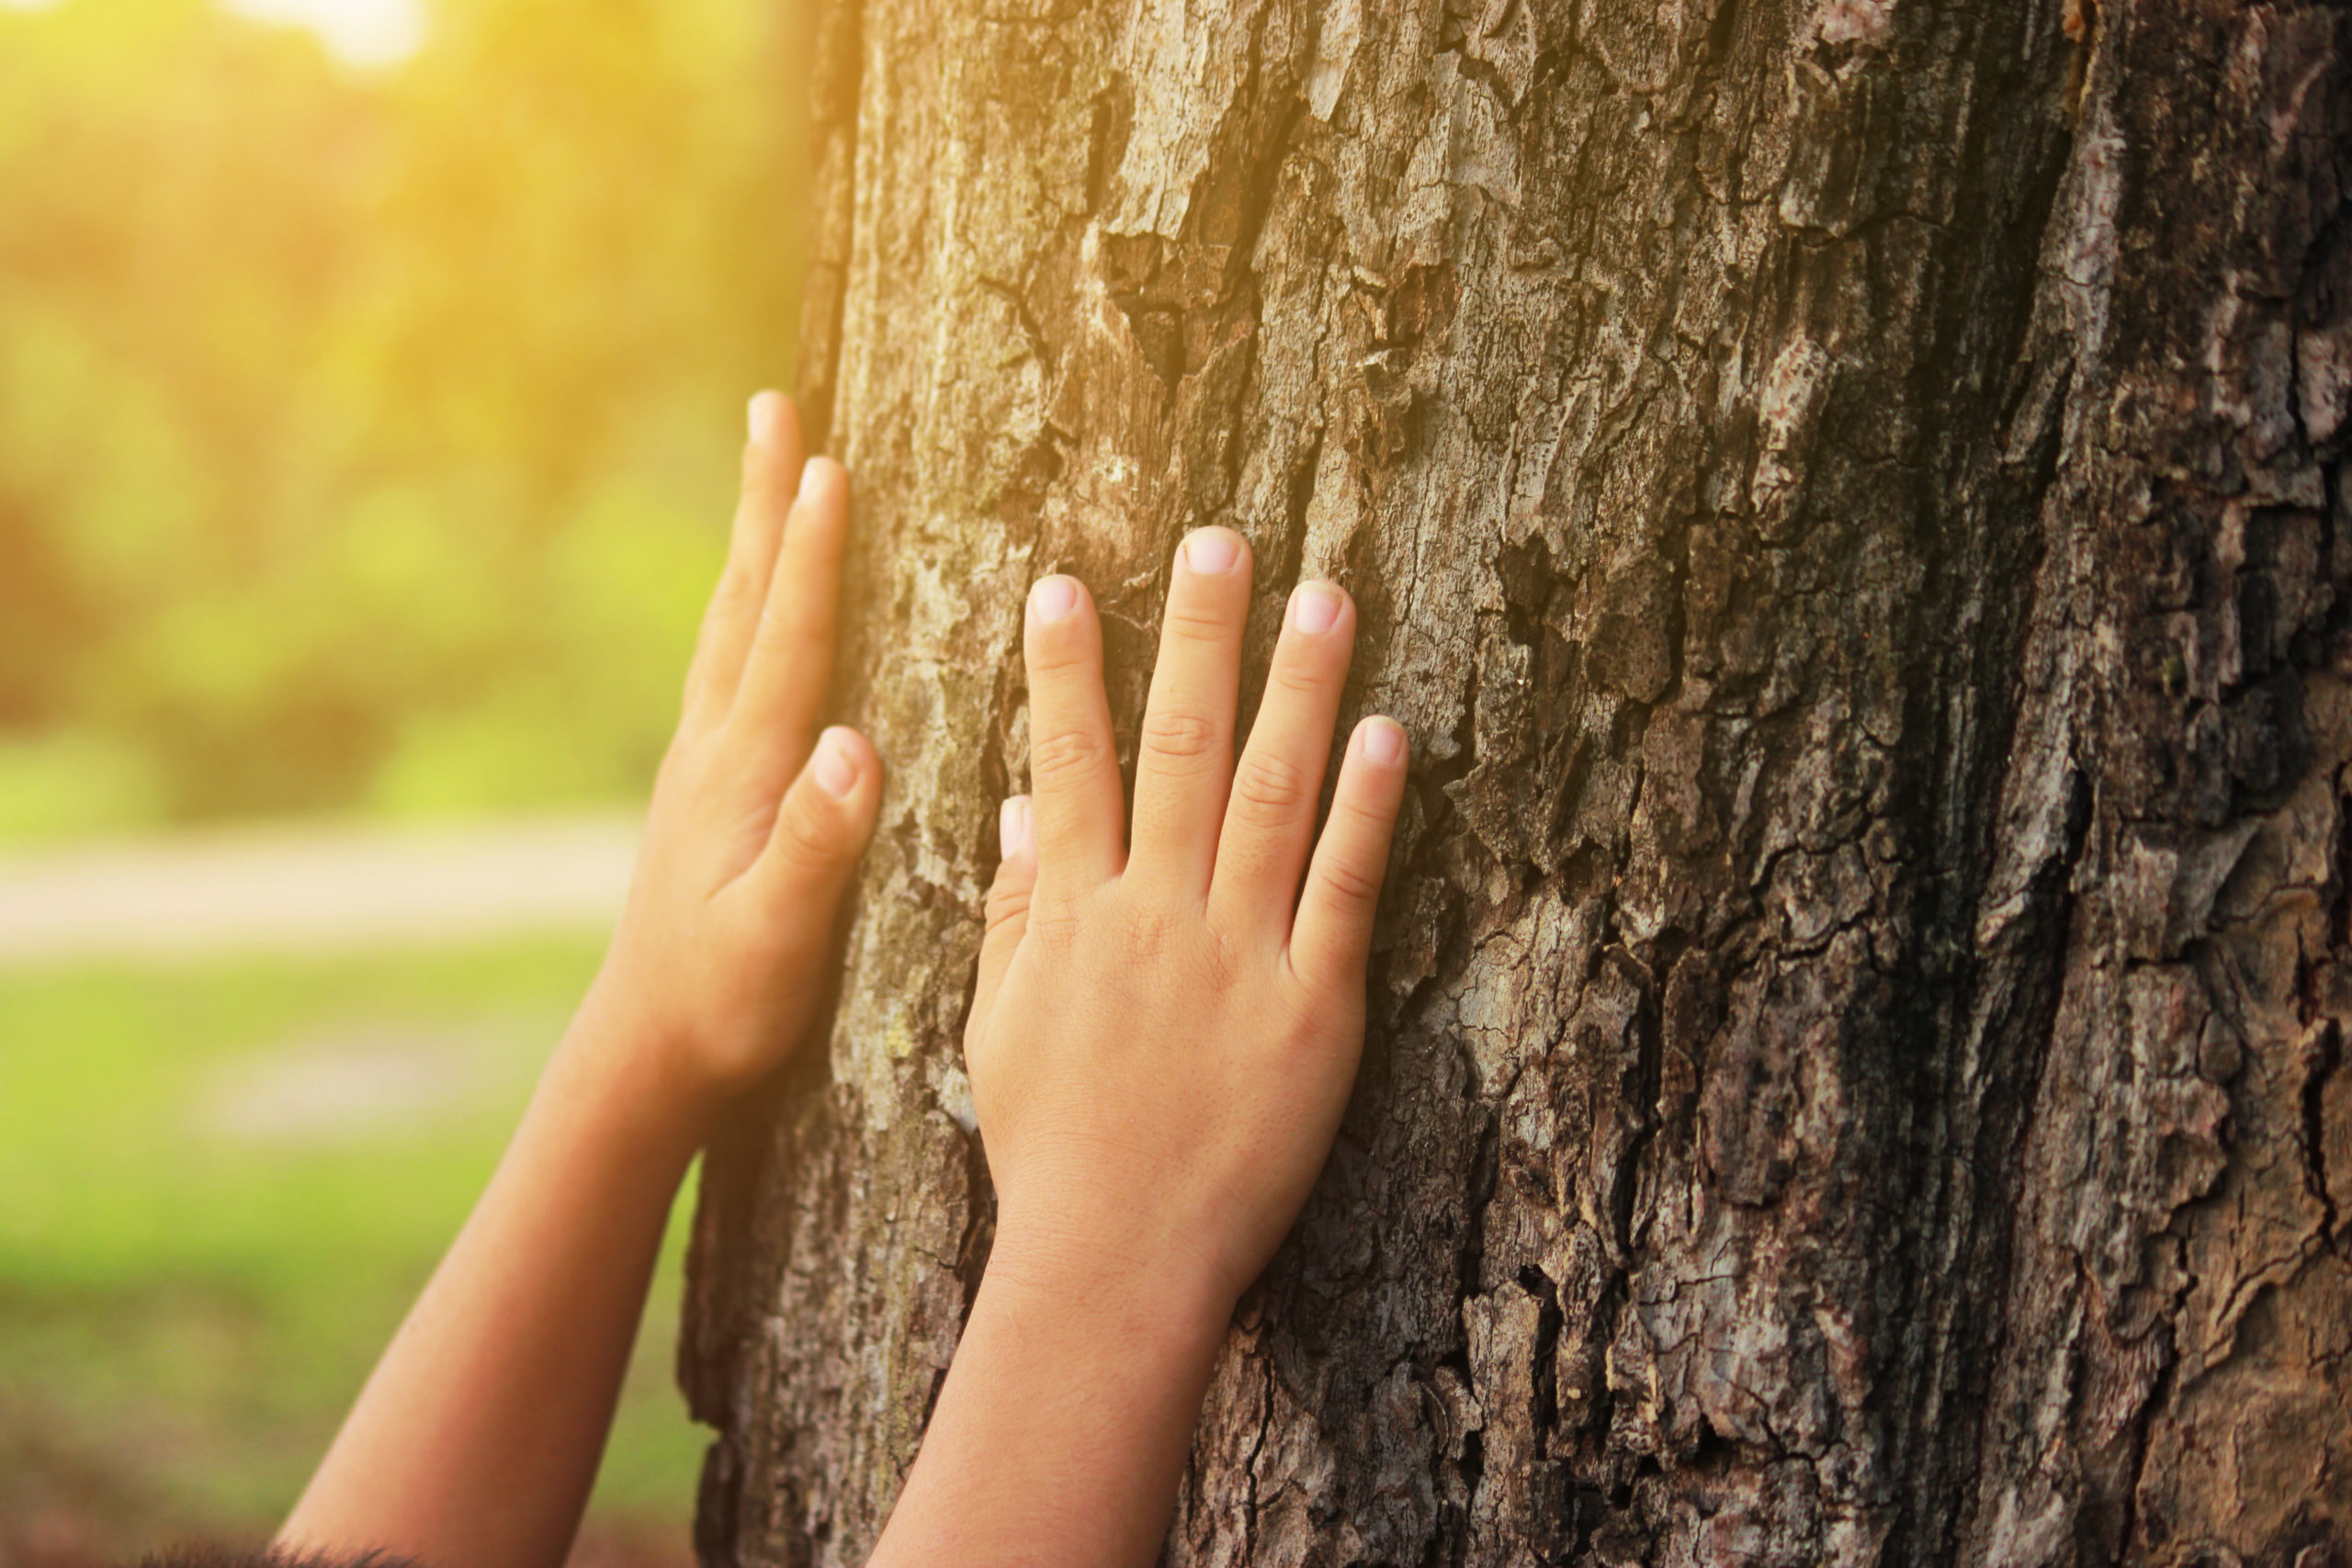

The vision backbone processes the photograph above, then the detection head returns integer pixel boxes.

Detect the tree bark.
[680,0,2352,1560]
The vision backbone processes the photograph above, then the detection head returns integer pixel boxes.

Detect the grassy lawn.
[0,938,705,1564]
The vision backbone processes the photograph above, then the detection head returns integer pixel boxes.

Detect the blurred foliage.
[0,0,808,837]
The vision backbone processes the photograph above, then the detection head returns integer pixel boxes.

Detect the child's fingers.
[1127,528,1250,898]
[1023,576,1125,895]
[728,457,850,792]
[755,726,882,898]
[1208,582,1355,944]
[969,795,1036,1034]
[684,390,803,725]
[1286,717,1409,992]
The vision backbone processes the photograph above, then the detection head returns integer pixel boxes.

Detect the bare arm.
[279,393,881,1568]
[871,532,1409,1564]
[277,457,1405,1567]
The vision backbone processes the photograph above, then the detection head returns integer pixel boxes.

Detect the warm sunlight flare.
[0,0,808,840]
[224,0,425,64]
[3,0,423,62]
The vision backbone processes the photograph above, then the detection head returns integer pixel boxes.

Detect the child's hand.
[876,533,1407,1565]
[584,391,882,1120]
[964,527,1408,1312]
[282,394,882,1568]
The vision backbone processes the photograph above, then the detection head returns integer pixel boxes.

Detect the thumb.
[969,795,1035,1039]
[758,726,882,897]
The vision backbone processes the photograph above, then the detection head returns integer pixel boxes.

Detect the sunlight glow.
[4,0,424,64]
[224,0,425,64]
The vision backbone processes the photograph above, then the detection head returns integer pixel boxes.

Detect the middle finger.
[1126,527,1252,897]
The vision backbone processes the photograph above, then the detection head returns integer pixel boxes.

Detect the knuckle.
[713,558,762,617]
[1263,658,1327,702]
[754,618,832,680]
[1115,901,1183,960]
[1028,724,1112,784]
[773,799,843,872]
[1024,626,1094,675]
[1200,922,1251,991]
[1140,705,1222,765]
[1233,750,1311,817]
[1315,853,1384,909]
[740,451,788,507]
[1268,976,1320,1033]
[753,618,807,667]
[984,882,1033,940]
[1026,899,1084,951]
[1163,599,1235,644]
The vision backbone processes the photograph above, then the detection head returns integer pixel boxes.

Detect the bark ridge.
[683,0,2352,1560]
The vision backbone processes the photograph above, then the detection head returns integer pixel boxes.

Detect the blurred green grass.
[0,937,704,1560]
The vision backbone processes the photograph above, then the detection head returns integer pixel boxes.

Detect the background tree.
[0,0,805,835]
[682,0,2352,1559]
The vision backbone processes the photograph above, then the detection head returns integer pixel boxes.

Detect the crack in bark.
[686,0,2352,1560]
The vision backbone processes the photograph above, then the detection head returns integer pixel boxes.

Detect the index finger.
[1023,575,1126,897]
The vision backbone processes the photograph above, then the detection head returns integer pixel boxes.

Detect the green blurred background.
[0,0,809,1560]
[0,0,808,838]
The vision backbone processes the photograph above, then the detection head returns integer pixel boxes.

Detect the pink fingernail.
[813,729,860,798]
[1183,528,1241,574]
[1361,717,1407,766]
[1290,582,1345,635]
[1031,576,1080,623]
[999,795,1034,858]
[749,390,783,443]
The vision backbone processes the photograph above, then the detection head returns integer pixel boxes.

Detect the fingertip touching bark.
[683,0,2352,1561]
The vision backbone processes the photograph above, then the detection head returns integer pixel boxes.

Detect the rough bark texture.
[680,0,2352,1560]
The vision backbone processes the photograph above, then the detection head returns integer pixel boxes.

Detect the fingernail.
[1031,575,1080,623]
[1183,528,1241,574]
[799,457,833,499]
[999,795,1034,859]
[1361,717,1407,766]
[749,390,784,444]
[1290,581,1346,635]
[813,728,860,798]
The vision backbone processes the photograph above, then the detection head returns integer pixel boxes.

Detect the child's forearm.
[277,998,703,1568]
[269,411,1397,1568]
[867,1217,1234,1565]
[874,541,1406,1566]
[277,393,877,1568]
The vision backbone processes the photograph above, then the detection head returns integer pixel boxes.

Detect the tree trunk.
[680,0,2352,1559]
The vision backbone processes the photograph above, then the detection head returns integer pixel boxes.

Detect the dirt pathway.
[0,815,639,966]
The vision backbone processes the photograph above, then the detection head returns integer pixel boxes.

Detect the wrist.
[876,1190,1238,1568]
[548,979,722,1169]
[967,1209,1237,1462]
[986,1188,1242,1353]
